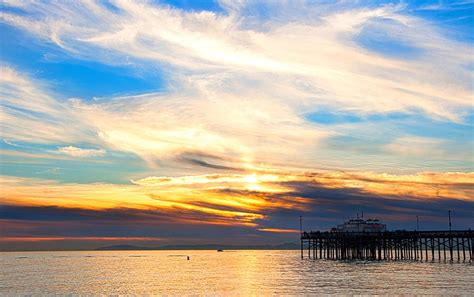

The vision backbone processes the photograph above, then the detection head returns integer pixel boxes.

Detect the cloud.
[1,169,473,248]
[0,1,472,172]
[384,136,445,157]
[0,236,162,242]
[258,228,300,233]
[1,170,472,228]
[2,139,22,147]
[57,146,106,157]
[0,65,328,170]
[1,1,471,120]
[1,1,472,249]
[0,67,95,144]
[0,149,110,164]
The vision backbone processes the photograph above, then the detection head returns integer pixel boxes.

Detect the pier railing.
[301,230,473,262]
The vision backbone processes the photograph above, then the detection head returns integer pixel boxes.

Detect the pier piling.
[301,230,473,262]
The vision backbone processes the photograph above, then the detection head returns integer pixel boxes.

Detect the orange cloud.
[0,236,163,242]
[1,170,472,231]
[258,228,300,233]
[306,171,474,201]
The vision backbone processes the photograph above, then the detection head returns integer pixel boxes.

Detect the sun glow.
[1,170,472,232]
[0,0,473,250]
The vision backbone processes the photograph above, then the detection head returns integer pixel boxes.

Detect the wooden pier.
[301,230,473,262]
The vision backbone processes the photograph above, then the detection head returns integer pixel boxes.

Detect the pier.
[301,230,474,262]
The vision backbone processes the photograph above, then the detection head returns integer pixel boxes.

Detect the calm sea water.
[1,250,473,295]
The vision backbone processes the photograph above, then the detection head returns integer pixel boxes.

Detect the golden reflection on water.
[1,250,473,295]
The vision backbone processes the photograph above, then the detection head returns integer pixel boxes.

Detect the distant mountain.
[96,242,300,251]
[96,244,152,250]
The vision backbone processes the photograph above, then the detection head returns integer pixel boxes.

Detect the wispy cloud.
[258,228,300,233]
[0,1,472,245]
[57,146,106,157]
[0,66,95,144]
[384,136,445,157]
[1,1,471,119]
[0,1,472,172]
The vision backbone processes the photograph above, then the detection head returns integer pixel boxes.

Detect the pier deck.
[301,230,473,262]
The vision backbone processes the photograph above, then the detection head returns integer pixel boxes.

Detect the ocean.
[1,250,473,295]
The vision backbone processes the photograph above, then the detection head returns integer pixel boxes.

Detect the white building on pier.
[333,218,387,232]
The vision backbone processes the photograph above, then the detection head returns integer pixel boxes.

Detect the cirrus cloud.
[0,1,472,173]
[0,1,472,249]
[1,0,472,120]
[57,146,106,157]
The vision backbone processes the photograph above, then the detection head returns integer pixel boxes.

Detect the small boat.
[217,249,224,252]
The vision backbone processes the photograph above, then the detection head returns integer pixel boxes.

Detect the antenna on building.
[448,210,452,232]
[357,212,359,219]
[362,211,364,219]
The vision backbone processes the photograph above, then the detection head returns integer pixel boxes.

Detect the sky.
[0,0,473,251]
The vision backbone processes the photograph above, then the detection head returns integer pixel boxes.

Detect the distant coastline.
[96,243,300,251]
[0,242,301,252]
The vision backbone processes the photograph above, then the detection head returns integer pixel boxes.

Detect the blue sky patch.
[355,18,422,59]
[0,23,164,100]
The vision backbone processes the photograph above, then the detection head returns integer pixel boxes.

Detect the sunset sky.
[0,0,473,250]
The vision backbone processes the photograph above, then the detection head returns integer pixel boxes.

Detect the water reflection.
[1,250,472,295]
